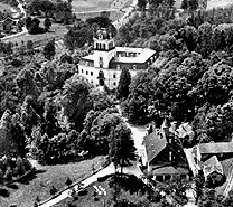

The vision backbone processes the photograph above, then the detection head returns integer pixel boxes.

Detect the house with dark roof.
[141,120,189,183]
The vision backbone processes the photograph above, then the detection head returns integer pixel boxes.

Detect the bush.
[0,169,3,185]
[5,167,13,181]
[50,185,58,195]
[22,159,32,172]
[65,177,72,186]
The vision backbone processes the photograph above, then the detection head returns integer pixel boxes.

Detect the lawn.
[1,25,68,47]
[71,0,115,12]
[53,172,150,207]
[0,156,105,207]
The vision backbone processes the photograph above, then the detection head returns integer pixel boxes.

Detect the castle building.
[78,27,157,89]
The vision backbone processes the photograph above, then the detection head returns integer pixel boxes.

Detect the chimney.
[162,118,169,140]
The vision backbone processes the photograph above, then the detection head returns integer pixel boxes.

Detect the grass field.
[0,156,105,207]
[71,0,115,12]
[175,0,233,10]
[1,25,68,47]
[53,173,146,207]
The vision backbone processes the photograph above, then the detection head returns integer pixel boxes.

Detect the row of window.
[81,68,116,78]
[117,65,137,69]
[95,42,114,50]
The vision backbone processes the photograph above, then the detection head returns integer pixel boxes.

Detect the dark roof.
[143,131,167,163]
[198,142,233,154]
[152,167,189,175]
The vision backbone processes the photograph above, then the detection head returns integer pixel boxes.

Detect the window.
[113,73,116,78]
[16,42,18,47]
[12,21,16,26]
[91,72,93,76]
[82,69,84,73]
[113,82,116,86]
[86,71,88,75]
[133,65,136,69]
[21,40,24,44]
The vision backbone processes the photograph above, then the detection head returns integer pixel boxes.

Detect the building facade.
[78,27,157,89]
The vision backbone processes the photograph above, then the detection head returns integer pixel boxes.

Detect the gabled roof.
[142,130,167,163]
[152,166,189,175]
[198,142,233,154]
[203,156,223,177]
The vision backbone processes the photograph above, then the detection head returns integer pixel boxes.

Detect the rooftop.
[198,142,233,154]
[142,130,167,163]
[151,166,189,175]
[203,156,223,177]
[82,54,95,61]
[112,47,156,64]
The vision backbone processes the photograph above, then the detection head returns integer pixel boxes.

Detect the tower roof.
[95,27,114,40]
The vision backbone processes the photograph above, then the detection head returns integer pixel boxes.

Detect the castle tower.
[93,27,115,69]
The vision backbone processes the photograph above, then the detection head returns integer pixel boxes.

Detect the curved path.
[38,105,145,207]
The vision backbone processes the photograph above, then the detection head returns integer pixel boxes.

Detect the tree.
[98,70,105,86]
[90,89,113,111]
[110,122,137,174]
[64,21,91,51]
[26,17,32,30]
[180,0,188,10]
[10,0,19,7]
[43,39,56,60]
[6,41,13,56]
[137,0,147,11]
[62,74,93,132]
[26,40,34,55]
[28,0,42,13]
[89,108,122,156]
[188,0,198,10]
[10,114,27,158]
[44,17,51,31]
[17,19,24,32]
[118,66,131,99]
[16,66,39,101]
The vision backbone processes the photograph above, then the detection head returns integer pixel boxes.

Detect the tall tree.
[62,74,93,132]
[137,0,147,11]
[98,70,105,86]
[43,39,56,60]
[110,122,137,174]
[118,66,131,99]
[44,17,51,31]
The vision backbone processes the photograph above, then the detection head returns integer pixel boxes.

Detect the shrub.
[5,167,13,182]
[22,159,32,172]
[49,185,58,195]
[0,169,3,185]
[65,177,72,186]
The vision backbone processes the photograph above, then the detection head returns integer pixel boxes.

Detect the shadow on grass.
[108,172,153,194]
[0,188,10,197]
[6,184,19,190]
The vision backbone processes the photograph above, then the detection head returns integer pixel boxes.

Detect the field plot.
[0,156,104,207]
[71,0,114,12]
[175,0,233,10]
